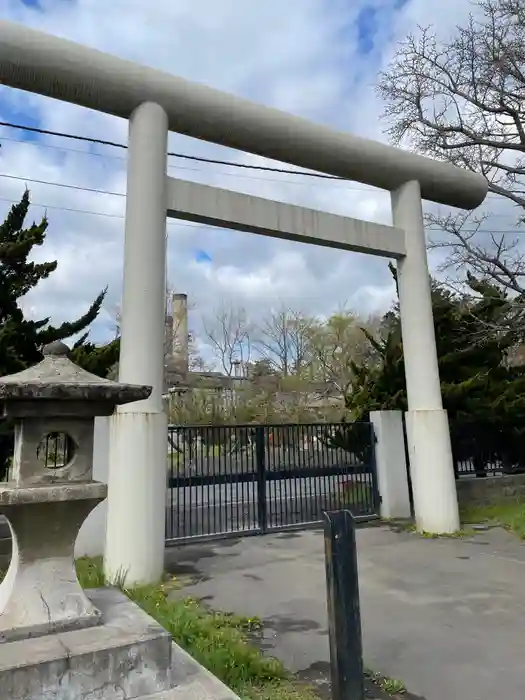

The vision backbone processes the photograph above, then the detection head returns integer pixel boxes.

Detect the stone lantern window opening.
[36,431,76,470]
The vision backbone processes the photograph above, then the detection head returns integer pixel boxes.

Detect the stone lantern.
[0,340,151,642]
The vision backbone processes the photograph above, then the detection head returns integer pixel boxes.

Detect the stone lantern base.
[0,482,107,642]
[0,587,240,700]
[0,343,240,698]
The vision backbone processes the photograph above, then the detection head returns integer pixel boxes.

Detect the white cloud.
[0,0,515,361]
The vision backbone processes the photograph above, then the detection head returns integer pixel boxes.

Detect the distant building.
[161,292,344,420]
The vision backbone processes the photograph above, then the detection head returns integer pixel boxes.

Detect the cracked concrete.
[0,587,241,699]
[0,588,173,699]
[166,524,525,700]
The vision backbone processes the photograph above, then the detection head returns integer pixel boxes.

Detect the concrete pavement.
[165,524,525,700]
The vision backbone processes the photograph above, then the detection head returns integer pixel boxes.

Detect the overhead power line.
[0,136,369,190]
[0,120,519,231]
[0,177,519,234]
[0,120,506,200]
[0,120,345,181]
[1,172,125,198]
[0,193,203,229]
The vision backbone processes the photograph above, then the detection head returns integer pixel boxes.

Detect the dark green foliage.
[344,265,525,472]
[0,190,119,379]
[324,421,375,469]
[346,265,525,421]
[247,358,278,379]
[70,333,120,378]
[0,190,120,477]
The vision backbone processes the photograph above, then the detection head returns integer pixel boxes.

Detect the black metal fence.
[450,420,525,478]
[166,422,379,543]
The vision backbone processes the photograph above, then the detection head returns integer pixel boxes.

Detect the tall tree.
[377,0,525,325]
[307,310,381,397]
[255,307,314,376]
[202,304,253,375]
[346,268,525,427]
[0,191,119,476]
[0,190,119,377]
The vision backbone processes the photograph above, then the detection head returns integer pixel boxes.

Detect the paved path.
[165,525,525,700]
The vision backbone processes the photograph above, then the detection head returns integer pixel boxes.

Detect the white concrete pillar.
[104,102,169,585]
[75,417,110,558]
[391,180,460,533]
[369,411,411,519]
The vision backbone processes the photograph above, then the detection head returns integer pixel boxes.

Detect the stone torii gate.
[0,21,488,584]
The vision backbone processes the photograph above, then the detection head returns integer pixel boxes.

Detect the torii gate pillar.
[393,181,459,533]
[104,103,169,585]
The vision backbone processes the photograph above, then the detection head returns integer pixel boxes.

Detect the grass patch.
[243,681,321,700]
[417,527,475,539]
[76,556,107,588]
[461,499,525,538]
[378,678,406,695]
[365,669,406,696]
[385,520,475,539]
[75,557,316,700]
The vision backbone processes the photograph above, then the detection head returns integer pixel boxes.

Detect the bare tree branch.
[378,1,525,207]
[307,311,381,397]
[378,0,525,335]
[202,305,252,375]
[254,308,314,376]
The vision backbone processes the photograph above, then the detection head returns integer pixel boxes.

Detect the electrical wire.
[0,134,371,190]
[0,120,508,200]
[0,120,345,180]
[0,120,521,232]
[1,173,124,198]
[0,172,520,233]
[0,194,204,229]
[0,140,370,190]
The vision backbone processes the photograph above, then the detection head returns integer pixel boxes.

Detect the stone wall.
[456,474,525,508]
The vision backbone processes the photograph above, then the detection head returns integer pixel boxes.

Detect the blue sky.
[0,0,501,363]
[356,6,379,54]
[195,250,213,265]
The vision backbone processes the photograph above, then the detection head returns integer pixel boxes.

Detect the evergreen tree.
[344,266,525,473]
[0,190,119,377]
[0,190,120,477]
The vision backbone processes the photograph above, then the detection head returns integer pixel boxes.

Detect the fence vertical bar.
[323,509,364,700]
[255,426,267,534]
[368,423,381,513]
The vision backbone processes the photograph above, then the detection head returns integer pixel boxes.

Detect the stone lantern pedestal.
[0,342,239,699]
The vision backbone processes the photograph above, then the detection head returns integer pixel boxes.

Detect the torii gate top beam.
[0,20,487,211]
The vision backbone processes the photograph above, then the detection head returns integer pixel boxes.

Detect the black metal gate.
[165,422,380,544]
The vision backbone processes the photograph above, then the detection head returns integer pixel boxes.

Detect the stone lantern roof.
[0,341,151,414]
